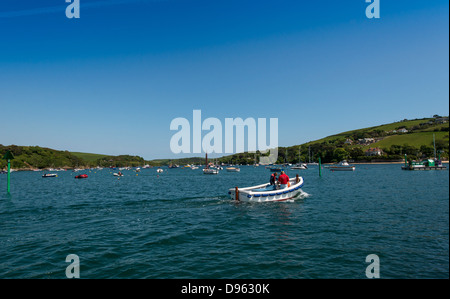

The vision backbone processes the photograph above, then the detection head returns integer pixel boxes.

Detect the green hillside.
[0,145,87,170]
[302,116,449,163]
[71,152,109,162]
[309,118,447,145]
[0,145,148,170]
[363,131,448,150]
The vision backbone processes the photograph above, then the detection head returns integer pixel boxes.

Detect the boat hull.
[203,168,219,174]
[42,174,57,178]
[401,165,447,171]
[329,166,355,171]
[229,177,304,202]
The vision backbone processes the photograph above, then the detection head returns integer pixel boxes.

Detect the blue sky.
[0,0,448,159]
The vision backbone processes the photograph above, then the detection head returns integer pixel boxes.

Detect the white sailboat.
[291,148,308,170]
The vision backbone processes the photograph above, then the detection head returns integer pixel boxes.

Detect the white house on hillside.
[365,148,384,156]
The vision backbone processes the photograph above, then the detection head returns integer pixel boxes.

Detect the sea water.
[0,164,448,279]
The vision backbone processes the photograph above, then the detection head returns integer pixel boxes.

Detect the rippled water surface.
[0,164,448,278]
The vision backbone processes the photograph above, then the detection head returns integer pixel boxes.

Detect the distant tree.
[333,148,349,162]
[420,145,434,158]
[349,147,364,160]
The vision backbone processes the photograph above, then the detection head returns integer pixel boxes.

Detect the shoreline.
[325,160,449,165]
[3,161,449,172]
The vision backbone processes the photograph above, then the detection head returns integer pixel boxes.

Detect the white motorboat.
[291,163,308,170]
[156,168,163,173]
[229,177,304,202]
[203,168,219,174]
[42,173,57,178]
[226,167,240,172]
[329,160,355,171]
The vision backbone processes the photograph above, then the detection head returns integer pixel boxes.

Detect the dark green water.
[0,164,448,279]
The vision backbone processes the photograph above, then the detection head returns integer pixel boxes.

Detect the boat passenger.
[270,172,278,186]
[278,171,290,189]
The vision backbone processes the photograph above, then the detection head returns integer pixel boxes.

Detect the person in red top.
[278,171,289,188]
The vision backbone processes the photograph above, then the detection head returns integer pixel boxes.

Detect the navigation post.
[3,150,14,194]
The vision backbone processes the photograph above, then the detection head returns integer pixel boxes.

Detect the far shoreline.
[3,160,449,172]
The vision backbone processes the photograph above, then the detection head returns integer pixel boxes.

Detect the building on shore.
[365,147,384,156]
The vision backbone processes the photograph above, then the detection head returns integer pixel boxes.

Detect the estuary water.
[0,164,448,279]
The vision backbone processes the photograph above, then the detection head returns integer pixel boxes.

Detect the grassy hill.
[308,118,448,146]
[362,131,448,150]
[302,117,449,163]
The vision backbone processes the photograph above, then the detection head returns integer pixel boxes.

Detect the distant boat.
[269,167,284,172]
[291,164,308,170]
[203,168,219,174]
[203,152,219,174]
[75,174,88,179]
[156,168,163,173]
[113,173,124,177]
[329,160,355,171]
[226,167,240,172]
[42,173,57,178]
[402,135,447,171]
[401,158,447,171]
[229,177,304,202]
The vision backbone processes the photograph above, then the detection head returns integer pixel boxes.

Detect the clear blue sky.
[0,0,448,159]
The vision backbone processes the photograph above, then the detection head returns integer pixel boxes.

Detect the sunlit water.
[0,164,448,278]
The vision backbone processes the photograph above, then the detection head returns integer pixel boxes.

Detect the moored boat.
[329,160,355,171]
[203,152,219,174]
[226,166,240,172]
[75,174,88,179]
[203,168,219,174]
[42,173,57,178]
[229,177,304,202]
[268,166,284,172]
[291,163,308,170]
[401,158,447,171]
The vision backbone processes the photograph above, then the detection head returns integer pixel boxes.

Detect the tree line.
[0,145,147,170]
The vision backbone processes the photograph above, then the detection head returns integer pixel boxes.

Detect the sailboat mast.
[308,146,311,163]
[299,147,301,164]
[433,134,436,159]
